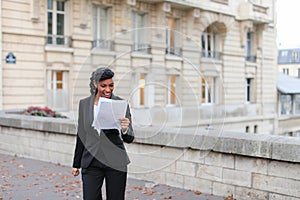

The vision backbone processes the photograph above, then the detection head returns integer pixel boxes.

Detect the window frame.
[201,77,215,105]
[246,31,256,62]
[47,0,70,46]
[167,74,179,106]
[280,94,293,115]
[92,5,112,49]
[47,70,69,111]
[245,78,251,103]
[166,17,181,56]
[283,68,289,75]
[132,11,149,53]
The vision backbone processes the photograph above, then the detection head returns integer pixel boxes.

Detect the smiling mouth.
[102,93,111,97]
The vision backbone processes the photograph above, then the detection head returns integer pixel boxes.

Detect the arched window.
[201,26,222,60]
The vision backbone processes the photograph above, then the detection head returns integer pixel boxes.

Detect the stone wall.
[0,113,299,200]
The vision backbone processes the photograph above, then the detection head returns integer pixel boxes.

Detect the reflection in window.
[280,94,292,115]
[201,77,215,104]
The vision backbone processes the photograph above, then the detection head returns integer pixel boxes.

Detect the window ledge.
[91,49,116,56]
[279,114,300,119]
[201,57,222,64]
[201,103,214,106]
[165,55,183,61]
[45,45,74,53]
[131,52,153,59]
[245,61,257,67]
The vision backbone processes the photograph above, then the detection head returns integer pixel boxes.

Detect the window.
[280,94,292,115]
[166,18,181,56]
[246,31,256,62]
[132,12,149,53]
[245,126,249,133]
[292,51,299,63]
[284,132,293,137]
[201,77,215,104]
[245,78,252,103]
[92,5,112,49]
[132,73,154,107]
[47,0,70,46]
[281,50,288,57]
[295,95,300,114]
[283,68,289,75]
[138,74,146,106]
[47,70,69,111]
[254,125,258,133]
[201,27,221,60]
[167,75,178,105]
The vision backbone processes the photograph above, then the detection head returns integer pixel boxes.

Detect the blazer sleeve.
[72,100,85,168]
[121,104,135,143]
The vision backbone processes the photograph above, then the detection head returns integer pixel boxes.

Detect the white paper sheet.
[92,98,128,130]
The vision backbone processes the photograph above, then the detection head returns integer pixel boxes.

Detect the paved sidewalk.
[0,153,226,200]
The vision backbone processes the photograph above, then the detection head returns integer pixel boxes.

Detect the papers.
[92,98,128,130]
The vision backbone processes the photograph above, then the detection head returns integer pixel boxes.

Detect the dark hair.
[89,67,114,94]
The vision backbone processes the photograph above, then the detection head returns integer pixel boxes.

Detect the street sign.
[5,52,16,64]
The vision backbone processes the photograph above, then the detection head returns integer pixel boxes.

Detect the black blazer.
[72,93,134,171]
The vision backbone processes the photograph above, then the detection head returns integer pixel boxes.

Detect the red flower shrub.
[24,106,67,118]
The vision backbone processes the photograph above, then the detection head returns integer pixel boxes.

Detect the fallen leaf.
[225,194,234,200]
[133,185,142,190]
[194,190,202,195]
[60,175,71,180]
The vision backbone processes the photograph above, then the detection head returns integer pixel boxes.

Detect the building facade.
[1,0,278,134]
[278,48,300,78]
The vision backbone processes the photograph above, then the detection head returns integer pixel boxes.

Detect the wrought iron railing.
[166,46,182,56]
[92,39,114,50]
[47,35,71,47]
[246,55,257,62]
[201,51,222,60]
[132,43,151,54]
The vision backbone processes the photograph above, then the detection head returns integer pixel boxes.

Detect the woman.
[72,67,134,200]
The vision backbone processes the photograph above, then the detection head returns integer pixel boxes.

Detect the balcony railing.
[47,35,71,47]
[92,39,114,50]
[201,51,222,60]
[166,46,182,56]
[132,43,151,54]
[246,55,257,63]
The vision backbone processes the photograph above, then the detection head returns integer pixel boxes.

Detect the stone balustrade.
[0,113,299,200]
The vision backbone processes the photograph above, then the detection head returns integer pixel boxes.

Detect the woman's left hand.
[119,117,130,133]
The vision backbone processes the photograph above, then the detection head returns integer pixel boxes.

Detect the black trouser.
[81,158,127,200]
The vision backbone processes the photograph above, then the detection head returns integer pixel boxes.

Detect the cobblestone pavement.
[0,153,226,200]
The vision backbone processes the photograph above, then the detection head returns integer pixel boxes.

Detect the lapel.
[88,94,94,126]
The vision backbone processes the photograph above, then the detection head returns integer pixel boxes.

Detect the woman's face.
[95,78,114,98]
